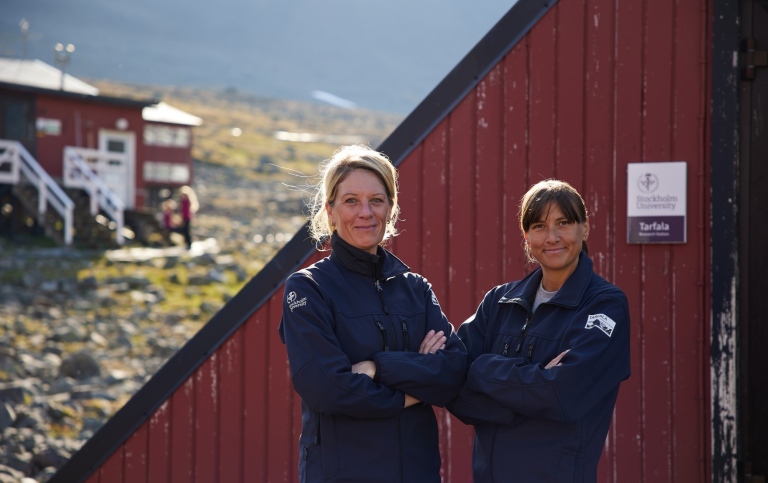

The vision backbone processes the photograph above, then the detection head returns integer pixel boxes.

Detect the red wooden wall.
[78,0,712,481]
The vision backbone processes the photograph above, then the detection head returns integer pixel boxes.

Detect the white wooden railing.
[63,147,125,245]
[0,140,75,245]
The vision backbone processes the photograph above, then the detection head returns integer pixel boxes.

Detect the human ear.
[325,202,335,227]
[583,217,590,240]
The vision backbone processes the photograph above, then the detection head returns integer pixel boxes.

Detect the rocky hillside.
[0,84,400,482]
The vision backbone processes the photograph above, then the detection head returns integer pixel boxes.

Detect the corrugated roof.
[143,101,203,126]
[0,58,99,95]
[0,57,202,126]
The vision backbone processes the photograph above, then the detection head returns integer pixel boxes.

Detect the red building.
[49,0,766,481]
[0,58,201,245]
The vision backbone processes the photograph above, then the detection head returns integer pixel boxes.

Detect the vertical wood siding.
[79,0,711,481]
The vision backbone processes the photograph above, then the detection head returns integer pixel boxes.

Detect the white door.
[98,130,135,208]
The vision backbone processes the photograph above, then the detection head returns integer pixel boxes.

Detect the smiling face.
[524,202,589,290]
[326,168,392,254]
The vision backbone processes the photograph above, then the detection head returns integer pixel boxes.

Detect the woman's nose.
[359,201,373,216]
[546,226,559,241]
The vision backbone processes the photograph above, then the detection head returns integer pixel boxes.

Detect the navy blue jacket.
[279,235,467,483]
[448,253,630,482]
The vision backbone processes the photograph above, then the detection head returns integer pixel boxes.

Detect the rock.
[0,465,24,482]
[59,352,101,380]
[0,403,15,431]
[78,276,98,290]
[33,446,71,468]
[2,450,32,474]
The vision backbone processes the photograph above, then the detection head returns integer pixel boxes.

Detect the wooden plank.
[170,376,195,483]
[670,0,709,479]
[502,40,534,282]
[527,5,557,184]
[147,400,171,483]
[267,297,295,482]
[611,0,645,480]
[99,446,123,483]
[474,62,506,298]
[554,0,586,187]
[243,304,270,482]
[218,328,245,482]
[638,0,675,479]
[391,145,424,275]
[123,421,148,483]
[420,125,450,310]
[194,355,219,483]
[447,93,477,323]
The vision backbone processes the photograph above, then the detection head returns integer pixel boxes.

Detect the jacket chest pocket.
[334,316,391,360]
[396,313,427,352]
[521,334,563,365]
[489,332,522,357]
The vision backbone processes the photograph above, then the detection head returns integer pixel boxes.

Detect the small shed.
[49,0,766,481]
[0,58,201,245]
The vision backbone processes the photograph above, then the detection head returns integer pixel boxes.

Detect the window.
[143,161,190,183]
[144,125,190,147]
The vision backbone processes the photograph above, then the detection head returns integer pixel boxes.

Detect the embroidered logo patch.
[585,314,616,337]
[286,291,307,312]
[431,292,440,306]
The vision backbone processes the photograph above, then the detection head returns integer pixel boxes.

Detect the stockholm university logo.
[637,172,659,194]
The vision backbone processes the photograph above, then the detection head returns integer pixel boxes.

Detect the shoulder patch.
[286,291,308,312]
[431,292,440,306]
[585,313,616,337]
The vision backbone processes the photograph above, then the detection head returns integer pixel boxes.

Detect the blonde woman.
[279,145,466,483]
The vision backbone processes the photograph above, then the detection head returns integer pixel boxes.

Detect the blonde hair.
[179,185,199,214]
[308,144,399,244]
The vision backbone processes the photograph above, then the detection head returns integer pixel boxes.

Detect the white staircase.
[0,140,75,245]
[0,139,129,246]
[63,147,126,245]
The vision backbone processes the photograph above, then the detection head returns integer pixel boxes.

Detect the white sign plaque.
[627,161,687,244]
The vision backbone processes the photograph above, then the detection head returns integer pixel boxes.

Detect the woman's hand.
[351,360,376,379]
[419,330,447,354]
[545,350,569,369]
[404,393,421,408]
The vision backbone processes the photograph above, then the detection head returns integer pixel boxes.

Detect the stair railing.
[0,139,74,245]
[63,147,126,245]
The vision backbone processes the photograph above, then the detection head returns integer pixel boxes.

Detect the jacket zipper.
[515,313,533,356]
[400,318,410,351]
[502,341,510,357]
[375,321,389,351]
[527,344,534,359]
[375,279,401,350]
[374,279,389,313]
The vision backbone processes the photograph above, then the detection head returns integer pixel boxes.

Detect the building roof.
[0,57,202,126]
[143,101,203,126]
[0,58,99,95]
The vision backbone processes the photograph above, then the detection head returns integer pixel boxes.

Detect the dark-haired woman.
[448,179,631,482]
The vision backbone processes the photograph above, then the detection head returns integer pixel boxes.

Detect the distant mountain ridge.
[0,0,514,114]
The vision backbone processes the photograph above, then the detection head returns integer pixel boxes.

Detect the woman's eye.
[344,198,357,204]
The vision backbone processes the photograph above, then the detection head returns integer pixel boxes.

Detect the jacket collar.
[499,251,592,309]
[329,232,409,280]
